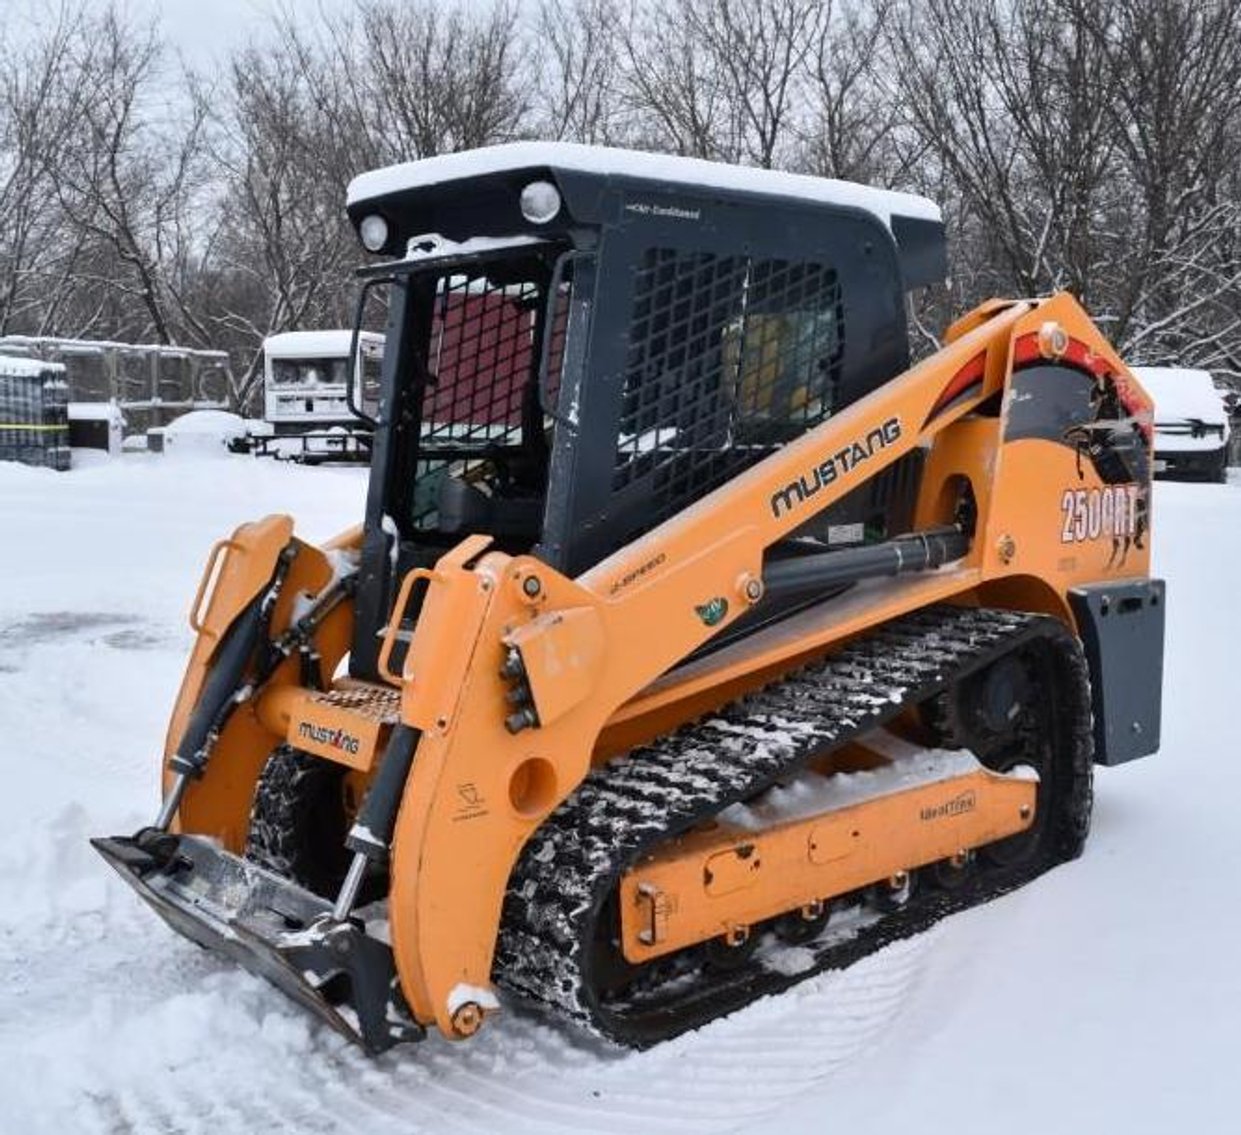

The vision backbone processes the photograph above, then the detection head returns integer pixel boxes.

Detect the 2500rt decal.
[1060,484,1139,544]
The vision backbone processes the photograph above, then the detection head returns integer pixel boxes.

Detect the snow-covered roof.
[68,402,125,423]
[347,142,941,232]
[0,354,66,377]
[0,335,227,362]
[264,330,383,358]
[1131,366,1228,425]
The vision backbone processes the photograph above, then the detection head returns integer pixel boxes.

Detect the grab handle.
[377,567,443,685]
[188,539,240,634]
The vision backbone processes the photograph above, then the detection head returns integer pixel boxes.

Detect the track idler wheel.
[927,652,1047,867]
[967,657,1049,869]
[926,654,1032,751]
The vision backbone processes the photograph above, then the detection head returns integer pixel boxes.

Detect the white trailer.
[262,330,383,433]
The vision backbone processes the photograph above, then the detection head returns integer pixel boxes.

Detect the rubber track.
[493,605,1093,1046]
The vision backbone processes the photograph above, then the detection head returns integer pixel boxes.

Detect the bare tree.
[533,0,623,143]
[199,45,356,407]
[619,0,744,159]
[889,0,1123,306]
[691,0,823,168]
[5,0,1241,396]
[51,6,210,344]
[269,0,526,184]
[1082,0,1241,370]
[620,0,821,165]
[800,1,919,185]
[354,0,526,158]
[0,3,93,335]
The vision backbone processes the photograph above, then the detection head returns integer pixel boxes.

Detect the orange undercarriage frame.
[167,292,1152,1041]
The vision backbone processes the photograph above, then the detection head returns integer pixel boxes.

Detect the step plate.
[285,685,402,771]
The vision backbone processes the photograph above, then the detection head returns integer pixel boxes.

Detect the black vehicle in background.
[1132,366,1232,482]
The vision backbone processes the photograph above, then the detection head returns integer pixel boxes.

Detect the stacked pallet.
[0,355,70,471]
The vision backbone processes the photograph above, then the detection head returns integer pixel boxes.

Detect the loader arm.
[383,295,1092,1038]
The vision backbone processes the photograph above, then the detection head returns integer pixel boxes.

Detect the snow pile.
[0,354,66,377]
[0,455,1237,1134]
[162,410,254,456]
[719,742,986,831]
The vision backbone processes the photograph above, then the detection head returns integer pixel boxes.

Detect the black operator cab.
[343,142,947,679]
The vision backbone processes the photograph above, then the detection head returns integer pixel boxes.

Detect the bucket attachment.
[91,832,424,1054]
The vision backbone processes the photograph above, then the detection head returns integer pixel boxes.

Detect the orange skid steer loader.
[94,143,1165,1053]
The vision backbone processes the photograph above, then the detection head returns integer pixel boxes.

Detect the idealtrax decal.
[920,790,977,822]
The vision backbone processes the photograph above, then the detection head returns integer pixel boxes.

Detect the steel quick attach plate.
[92,832,424,1053]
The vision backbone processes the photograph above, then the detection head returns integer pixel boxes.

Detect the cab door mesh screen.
[613,248,843,536]
[410,272,542,530]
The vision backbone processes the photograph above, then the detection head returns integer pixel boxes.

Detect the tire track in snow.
[0,619,935,1134]
[2,816,936,1135]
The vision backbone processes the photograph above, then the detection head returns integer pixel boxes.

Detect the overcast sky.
[12,1,492,72]
[133,0,352,66]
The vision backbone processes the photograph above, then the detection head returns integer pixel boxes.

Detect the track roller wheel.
[704,924,759,971]
[928,849,977,890]
[867,869,917,913]
[775,900,831,944]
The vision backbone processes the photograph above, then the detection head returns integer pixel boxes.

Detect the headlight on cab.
[359,213,390,252]
[520,181,561,225]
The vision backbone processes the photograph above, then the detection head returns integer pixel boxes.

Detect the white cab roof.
[347,142,941,232]
[264,330,383,358]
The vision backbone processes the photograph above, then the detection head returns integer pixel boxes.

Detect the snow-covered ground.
[1,450,1237,1135]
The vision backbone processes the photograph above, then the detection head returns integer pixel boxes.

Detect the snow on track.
[1,452,1237,1134]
